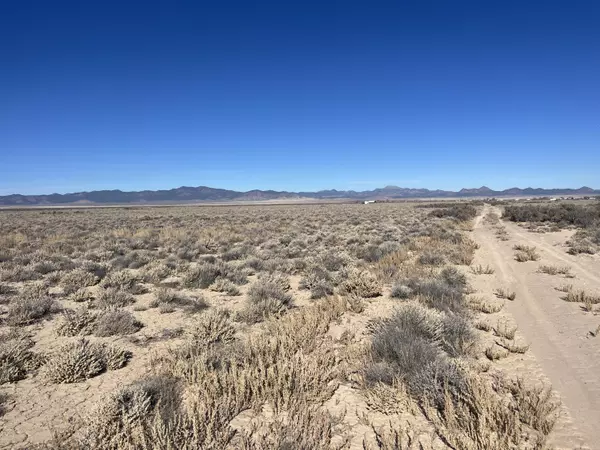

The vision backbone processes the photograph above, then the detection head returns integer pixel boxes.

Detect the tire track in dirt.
[502,217,600,286]
[473,205,600,449]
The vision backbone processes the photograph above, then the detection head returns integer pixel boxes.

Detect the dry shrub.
[152,288,208,314]
[184,261,247,289]
[183,261,221,288]
[373,250,411,283]
[93,309,143,337]
[189,308,236,345]
[238,276,294,323]
[423,373,555,450]
[339,269,381,298]
[365,421,427,450]
[475,320,492,332]
[68,288,94,303]
[0,392,8,417]
[309,279,335,299]
[417,250,446,266]
[141,262,173,283]
[236,402,347,450]
[0,267,40,282]
[43,339,131,383]
[345,293,365,313]
[485,345,509,361]
[54,297,349,449]
[496,338,529,354]
[439,266,468,289]
[0,282,16,296]
[495,228,509,241]
[509,379,560,437]
[390,282,413,299]
[103,344,133,370]
[469,297,504,314]
[209,278,241,295]
[56,307,97,336]
[442,313,477,357]
[567,241,595,255]
[407,277,468,315]
[366,303,470,405]
[100,271,145,294]
[257,272,291,291]
[494,320,517,340]
[7,285,57,326]
[483,211,500,225]
[300,266,335,298]
[0,330,42,384]
[94,375,182,434]
[96,288,135,308]
[61,269,99,294]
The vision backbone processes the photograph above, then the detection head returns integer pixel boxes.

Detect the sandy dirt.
[472,205,600,449]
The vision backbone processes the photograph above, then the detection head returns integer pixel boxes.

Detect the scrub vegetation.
[0,202,559,448]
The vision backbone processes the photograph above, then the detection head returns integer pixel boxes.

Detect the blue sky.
[1,1,599,195]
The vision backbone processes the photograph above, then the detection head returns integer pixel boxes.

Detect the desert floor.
[1,202,598,449]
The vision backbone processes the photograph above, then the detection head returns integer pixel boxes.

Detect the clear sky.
[1,1,599,195]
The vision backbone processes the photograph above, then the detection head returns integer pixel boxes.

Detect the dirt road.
[472,205,600,449]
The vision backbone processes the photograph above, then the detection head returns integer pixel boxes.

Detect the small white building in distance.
[364,200,376,204]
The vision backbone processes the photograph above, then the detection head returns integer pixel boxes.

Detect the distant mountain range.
[0,185,597,206]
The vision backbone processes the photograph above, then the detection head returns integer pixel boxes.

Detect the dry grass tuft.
[513,244,540,262]
[471,264,495,275]
[537,264,573,277]
[494,287,516,301]
[562,288,600,305]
